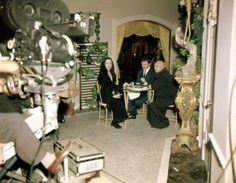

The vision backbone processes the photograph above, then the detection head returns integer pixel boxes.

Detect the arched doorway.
[115,20,171,82]
[117,34,162,83]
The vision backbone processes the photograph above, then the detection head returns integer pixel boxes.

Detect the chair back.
[147,89,154,103]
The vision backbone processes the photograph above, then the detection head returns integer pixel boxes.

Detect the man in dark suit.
[127,57,155,119]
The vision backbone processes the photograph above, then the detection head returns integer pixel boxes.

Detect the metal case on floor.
[54,138,105,176]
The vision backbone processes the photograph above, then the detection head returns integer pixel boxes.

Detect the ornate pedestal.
[171,75,200,153]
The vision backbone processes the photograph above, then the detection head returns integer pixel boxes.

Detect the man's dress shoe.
[111,122,122,129]
[47,141,72,174]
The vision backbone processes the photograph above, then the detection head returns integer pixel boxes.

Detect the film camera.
[0,0,79,137]
[0,1,105,181]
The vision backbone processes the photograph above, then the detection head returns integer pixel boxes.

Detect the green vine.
[86,44,107,65]
[77,43,108,110]
[94,13,101,42]
[77,67,96,80]
[78,43,107,81]
[78,44,107,65]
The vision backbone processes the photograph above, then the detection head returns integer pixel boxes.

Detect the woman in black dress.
[97,57,127,129]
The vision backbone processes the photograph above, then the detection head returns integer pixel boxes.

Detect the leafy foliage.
[191,5,204,51]
[86,44,108,65]
[94,13,101,42]
[172,48,189,76]
[78,44,108,80]
[77,67,96,80]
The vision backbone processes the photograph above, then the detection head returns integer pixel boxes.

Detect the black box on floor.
[54,138,105,176]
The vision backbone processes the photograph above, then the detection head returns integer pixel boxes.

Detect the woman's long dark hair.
[99,57,116,80]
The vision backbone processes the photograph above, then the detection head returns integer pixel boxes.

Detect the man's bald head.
[154,60,165,73]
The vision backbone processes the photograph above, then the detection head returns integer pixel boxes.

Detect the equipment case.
[54,138,105,176]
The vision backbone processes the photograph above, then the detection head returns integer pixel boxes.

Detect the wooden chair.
[142,90,178,125]
[96,82,113,127]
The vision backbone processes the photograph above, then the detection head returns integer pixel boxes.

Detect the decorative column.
[171,0,202,153]
[171,75,200,153]
[172,27,201,152]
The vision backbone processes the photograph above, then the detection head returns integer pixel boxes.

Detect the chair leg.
[97,105,101,126]
[97,105,113,127]
[105,107,108,127]
[175,108,179,128]
[142,104,144,117]
[123,120,127,128]
[142,103,147,117]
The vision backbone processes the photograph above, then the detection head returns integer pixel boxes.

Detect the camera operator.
[0,59,71,176]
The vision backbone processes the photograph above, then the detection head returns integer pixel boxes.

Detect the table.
[123,85,153,111]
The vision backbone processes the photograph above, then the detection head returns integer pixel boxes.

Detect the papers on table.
[128,92,140,100]
[125,85,149,100]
